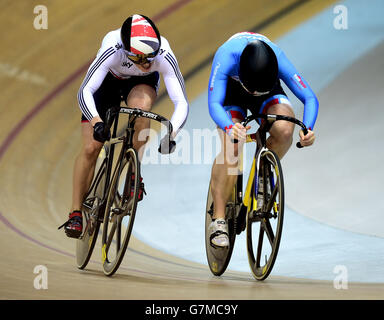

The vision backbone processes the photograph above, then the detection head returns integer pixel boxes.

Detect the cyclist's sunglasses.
[239,81,271,96]
[125,51,156,65]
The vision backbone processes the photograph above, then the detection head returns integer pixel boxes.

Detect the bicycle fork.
[236,146,272,232]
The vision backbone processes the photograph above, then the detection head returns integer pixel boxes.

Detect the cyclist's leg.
[71,122,103,212]
[125,84,156,160]
[210,79,248,222]
[209,110,245,247]
[69,73,119,214]
[123,72,159,161]
[210,107,246,220]
[259,95,294,159]
[211,79,248,221]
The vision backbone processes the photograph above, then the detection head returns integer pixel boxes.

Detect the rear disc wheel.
[205,182,237,276]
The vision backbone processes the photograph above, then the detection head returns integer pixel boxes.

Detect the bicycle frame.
[236,113,307,221]
[84,106,173,220]
[114,106,170,169]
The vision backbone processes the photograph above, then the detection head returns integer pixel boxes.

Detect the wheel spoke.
[261,218,275,246]
[122,165,132,200]
[116,216,122,253]
[105,216,116,254]
[265,182,278,213]
[256,224,264,267]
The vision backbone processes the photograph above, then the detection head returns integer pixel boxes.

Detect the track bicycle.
[76,106,173,276]
[205,113,307,280]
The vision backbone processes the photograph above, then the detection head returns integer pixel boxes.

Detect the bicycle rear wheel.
[101,148,140,276]
[76,147,107,269]
[246,149,284,281]
[204,182,237,276]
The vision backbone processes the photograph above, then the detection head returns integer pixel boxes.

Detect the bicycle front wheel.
[101,148,140,276]
[246,149,284,281]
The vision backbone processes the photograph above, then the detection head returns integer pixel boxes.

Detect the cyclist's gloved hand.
[158,134,176,154]
[93,122,110,143]
[298,128,315,147]
[228,123,250,143]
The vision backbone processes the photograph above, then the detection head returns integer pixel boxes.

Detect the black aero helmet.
[121,14,161,64]
[239,40,278,95]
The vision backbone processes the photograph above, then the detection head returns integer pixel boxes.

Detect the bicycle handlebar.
[104,106,173,137]
[119,107,174,136]
[242,113,308,149]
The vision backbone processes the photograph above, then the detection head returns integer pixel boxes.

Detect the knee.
[82,141,102,160]
[273,125,294,146]
[127,84,156,111]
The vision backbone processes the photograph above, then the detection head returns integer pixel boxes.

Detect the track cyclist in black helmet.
[59,14,189,238]
[207,32,319,247]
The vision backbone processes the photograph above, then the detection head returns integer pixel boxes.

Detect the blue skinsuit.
[208,32,319,132]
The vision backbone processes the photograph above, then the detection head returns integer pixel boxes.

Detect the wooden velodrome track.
[0,0,382,301]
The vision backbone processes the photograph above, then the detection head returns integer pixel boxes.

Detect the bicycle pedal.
[112,208,124,215]
[250,210,262,221]
[235,205,247,235]
[207,204,214,216]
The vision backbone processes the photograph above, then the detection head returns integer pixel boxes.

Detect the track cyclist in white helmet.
[59,14,189,239]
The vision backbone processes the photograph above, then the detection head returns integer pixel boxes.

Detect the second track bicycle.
[76,106,173,276]
[205,113,307,280]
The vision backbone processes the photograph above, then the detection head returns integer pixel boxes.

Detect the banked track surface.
[0,0,382,300]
